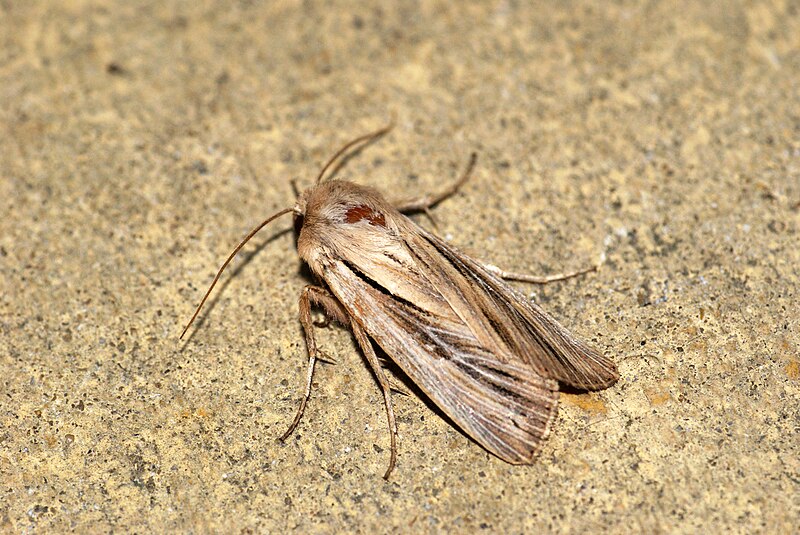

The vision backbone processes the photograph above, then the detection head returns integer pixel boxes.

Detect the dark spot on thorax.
[344,204,386,227]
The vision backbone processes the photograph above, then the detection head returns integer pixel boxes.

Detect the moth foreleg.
[310,285,350,329]
[280,285,347,441]
[349,319,398,480]
[483,262,597,284]
[393,152,477,213]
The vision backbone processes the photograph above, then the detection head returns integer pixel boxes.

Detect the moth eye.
[293,214,304,235]
[344,204,386,227]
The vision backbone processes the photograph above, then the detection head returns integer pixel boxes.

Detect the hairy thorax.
[295,180,397,277]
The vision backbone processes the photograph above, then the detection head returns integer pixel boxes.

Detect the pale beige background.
[1,1,798,533]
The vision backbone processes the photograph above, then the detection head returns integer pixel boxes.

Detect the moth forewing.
[183,129,618,478]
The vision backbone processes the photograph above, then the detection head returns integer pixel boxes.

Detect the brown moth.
[181,126,618,478]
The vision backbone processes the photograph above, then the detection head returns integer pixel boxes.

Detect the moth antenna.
[290,177,301,198]
[180,207,294,339]
[315,121,394,184]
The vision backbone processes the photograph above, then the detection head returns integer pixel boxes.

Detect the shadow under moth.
[181,125,619,478]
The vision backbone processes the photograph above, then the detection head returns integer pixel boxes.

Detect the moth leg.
[311,288,348,331]
[483,262,597,284]
[350,319,398,480]
[393,152,477,213]
[280,285,348,441]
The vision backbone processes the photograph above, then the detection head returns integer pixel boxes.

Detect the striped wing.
[325,257,560,463]
[321,215,572,464]
[305,188,616,462]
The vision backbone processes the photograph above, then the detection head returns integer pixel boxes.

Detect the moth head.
[292,188,310,239]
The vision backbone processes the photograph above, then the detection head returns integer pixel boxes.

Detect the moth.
[181,126,618,478]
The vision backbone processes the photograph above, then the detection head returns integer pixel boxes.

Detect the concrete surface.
[1,1,798,533]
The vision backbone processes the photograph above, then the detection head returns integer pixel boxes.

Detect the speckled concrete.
[1,1,798,533]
